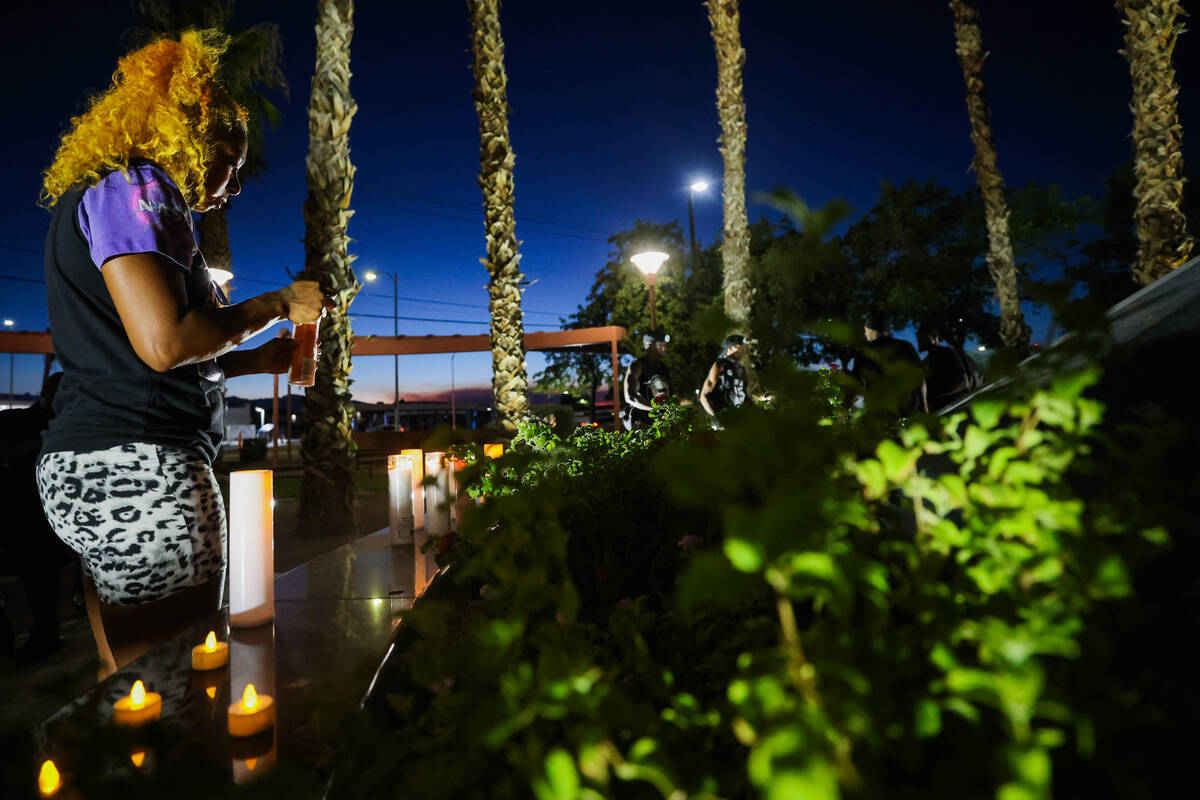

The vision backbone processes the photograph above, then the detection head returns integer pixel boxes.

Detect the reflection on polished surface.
[31,529,437,794]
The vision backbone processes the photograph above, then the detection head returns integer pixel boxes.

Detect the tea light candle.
[192,631,229,670]
[402,448,425,526]
[228,684,275,738]
[113,680,162,726]
[38,760,60,798]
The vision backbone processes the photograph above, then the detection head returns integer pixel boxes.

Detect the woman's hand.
[278,280,330,324]
[253,336,299,375]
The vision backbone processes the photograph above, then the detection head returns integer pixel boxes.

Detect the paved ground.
[0,488,389,742]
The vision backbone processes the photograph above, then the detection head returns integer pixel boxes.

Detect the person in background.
[918,323,979,412]
[700,334,749,428]
[848,311,927,416]
[622,329,672,430]
[0,372,75,662]
[36,30,328,680]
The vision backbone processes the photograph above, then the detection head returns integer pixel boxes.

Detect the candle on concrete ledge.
[402,448,425,527]
[228,683,275,737]
[192,630,229,671]
[113,680,162,726]
[229,470,274,628]
[387,454,416,546]
[424,452,451,537]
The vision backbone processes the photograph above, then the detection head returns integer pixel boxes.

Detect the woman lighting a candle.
[35,30,330,679]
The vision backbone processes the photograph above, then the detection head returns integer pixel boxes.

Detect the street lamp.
[3,318,13,409]
[630,251,669,330]
[687,180,709,256]
[364,270,400,432]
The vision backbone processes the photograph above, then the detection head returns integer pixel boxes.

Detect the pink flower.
[617,596,634,610]
[677,534,702,552]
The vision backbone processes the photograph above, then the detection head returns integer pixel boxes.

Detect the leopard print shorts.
[36,443,226,606]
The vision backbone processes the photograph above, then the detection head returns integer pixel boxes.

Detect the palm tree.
[130,0,288,278]
[1116,0,1194,285]
[467,0,529,432]
[298,0,359,537]
[706,0,755,353]
[949,0,1030,349]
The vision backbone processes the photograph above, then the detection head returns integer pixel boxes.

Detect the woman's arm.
[102,253,325,373]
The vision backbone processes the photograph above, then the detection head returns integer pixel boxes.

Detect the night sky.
[1,0,1193,403]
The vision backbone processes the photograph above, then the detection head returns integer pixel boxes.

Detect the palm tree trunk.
[706,0,754,350]
[949,0,1030,349]
[298,0,359,537]
[197,206,232,272]
[468,0,529,432]
[1117,0,1194,285]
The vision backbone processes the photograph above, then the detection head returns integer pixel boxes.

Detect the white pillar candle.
[229,470,274,628]
[424,452,451,537]
[387,454,415,546]
[402,448,425,528]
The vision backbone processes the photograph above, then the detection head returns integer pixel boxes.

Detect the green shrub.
[339,367,1173,800]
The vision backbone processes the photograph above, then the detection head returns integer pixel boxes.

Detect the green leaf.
[628,737,657,762]
[543,748,580,800]
[877,439,918,482]
[914,698,942,738]
[766,762,839,800]
[972,399,1005,430]
[789,552,837,582]
[856,459,887,498]
[725,538,764,573]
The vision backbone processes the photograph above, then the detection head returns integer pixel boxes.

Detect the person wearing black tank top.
[36,31,330,679]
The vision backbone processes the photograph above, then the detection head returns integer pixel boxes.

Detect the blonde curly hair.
[41,29,248,210]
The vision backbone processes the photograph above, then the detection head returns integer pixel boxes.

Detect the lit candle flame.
[130,680,146,709]
[130,750,146,768]
[38,760,60,796]
[245,757,258,771]
[205,631,217,652]
[243,684,258,709]
[205,686,217,699]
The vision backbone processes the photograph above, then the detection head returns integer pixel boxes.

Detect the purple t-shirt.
[76,162,199,272]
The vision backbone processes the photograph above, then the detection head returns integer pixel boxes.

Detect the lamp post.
[364,270,400,431]
[3,318,13,409]
[449,353,456,429]
[687,181,708,257]
[630,251,669,330]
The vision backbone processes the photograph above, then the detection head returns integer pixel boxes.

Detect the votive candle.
[228,684,275,738]
[113,680,162,726]
[192,630,229,670]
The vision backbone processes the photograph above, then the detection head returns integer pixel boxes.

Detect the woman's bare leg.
[83,575,118,682]
[97,577,223,672]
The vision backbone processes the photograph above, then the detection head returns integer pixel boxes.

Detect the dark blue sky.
[1,0,1192,401]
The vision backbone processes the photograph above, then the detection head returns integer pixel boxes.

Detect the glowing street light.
[631,251,669,330]
[364,270,400,432]
[4,318,13,408]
